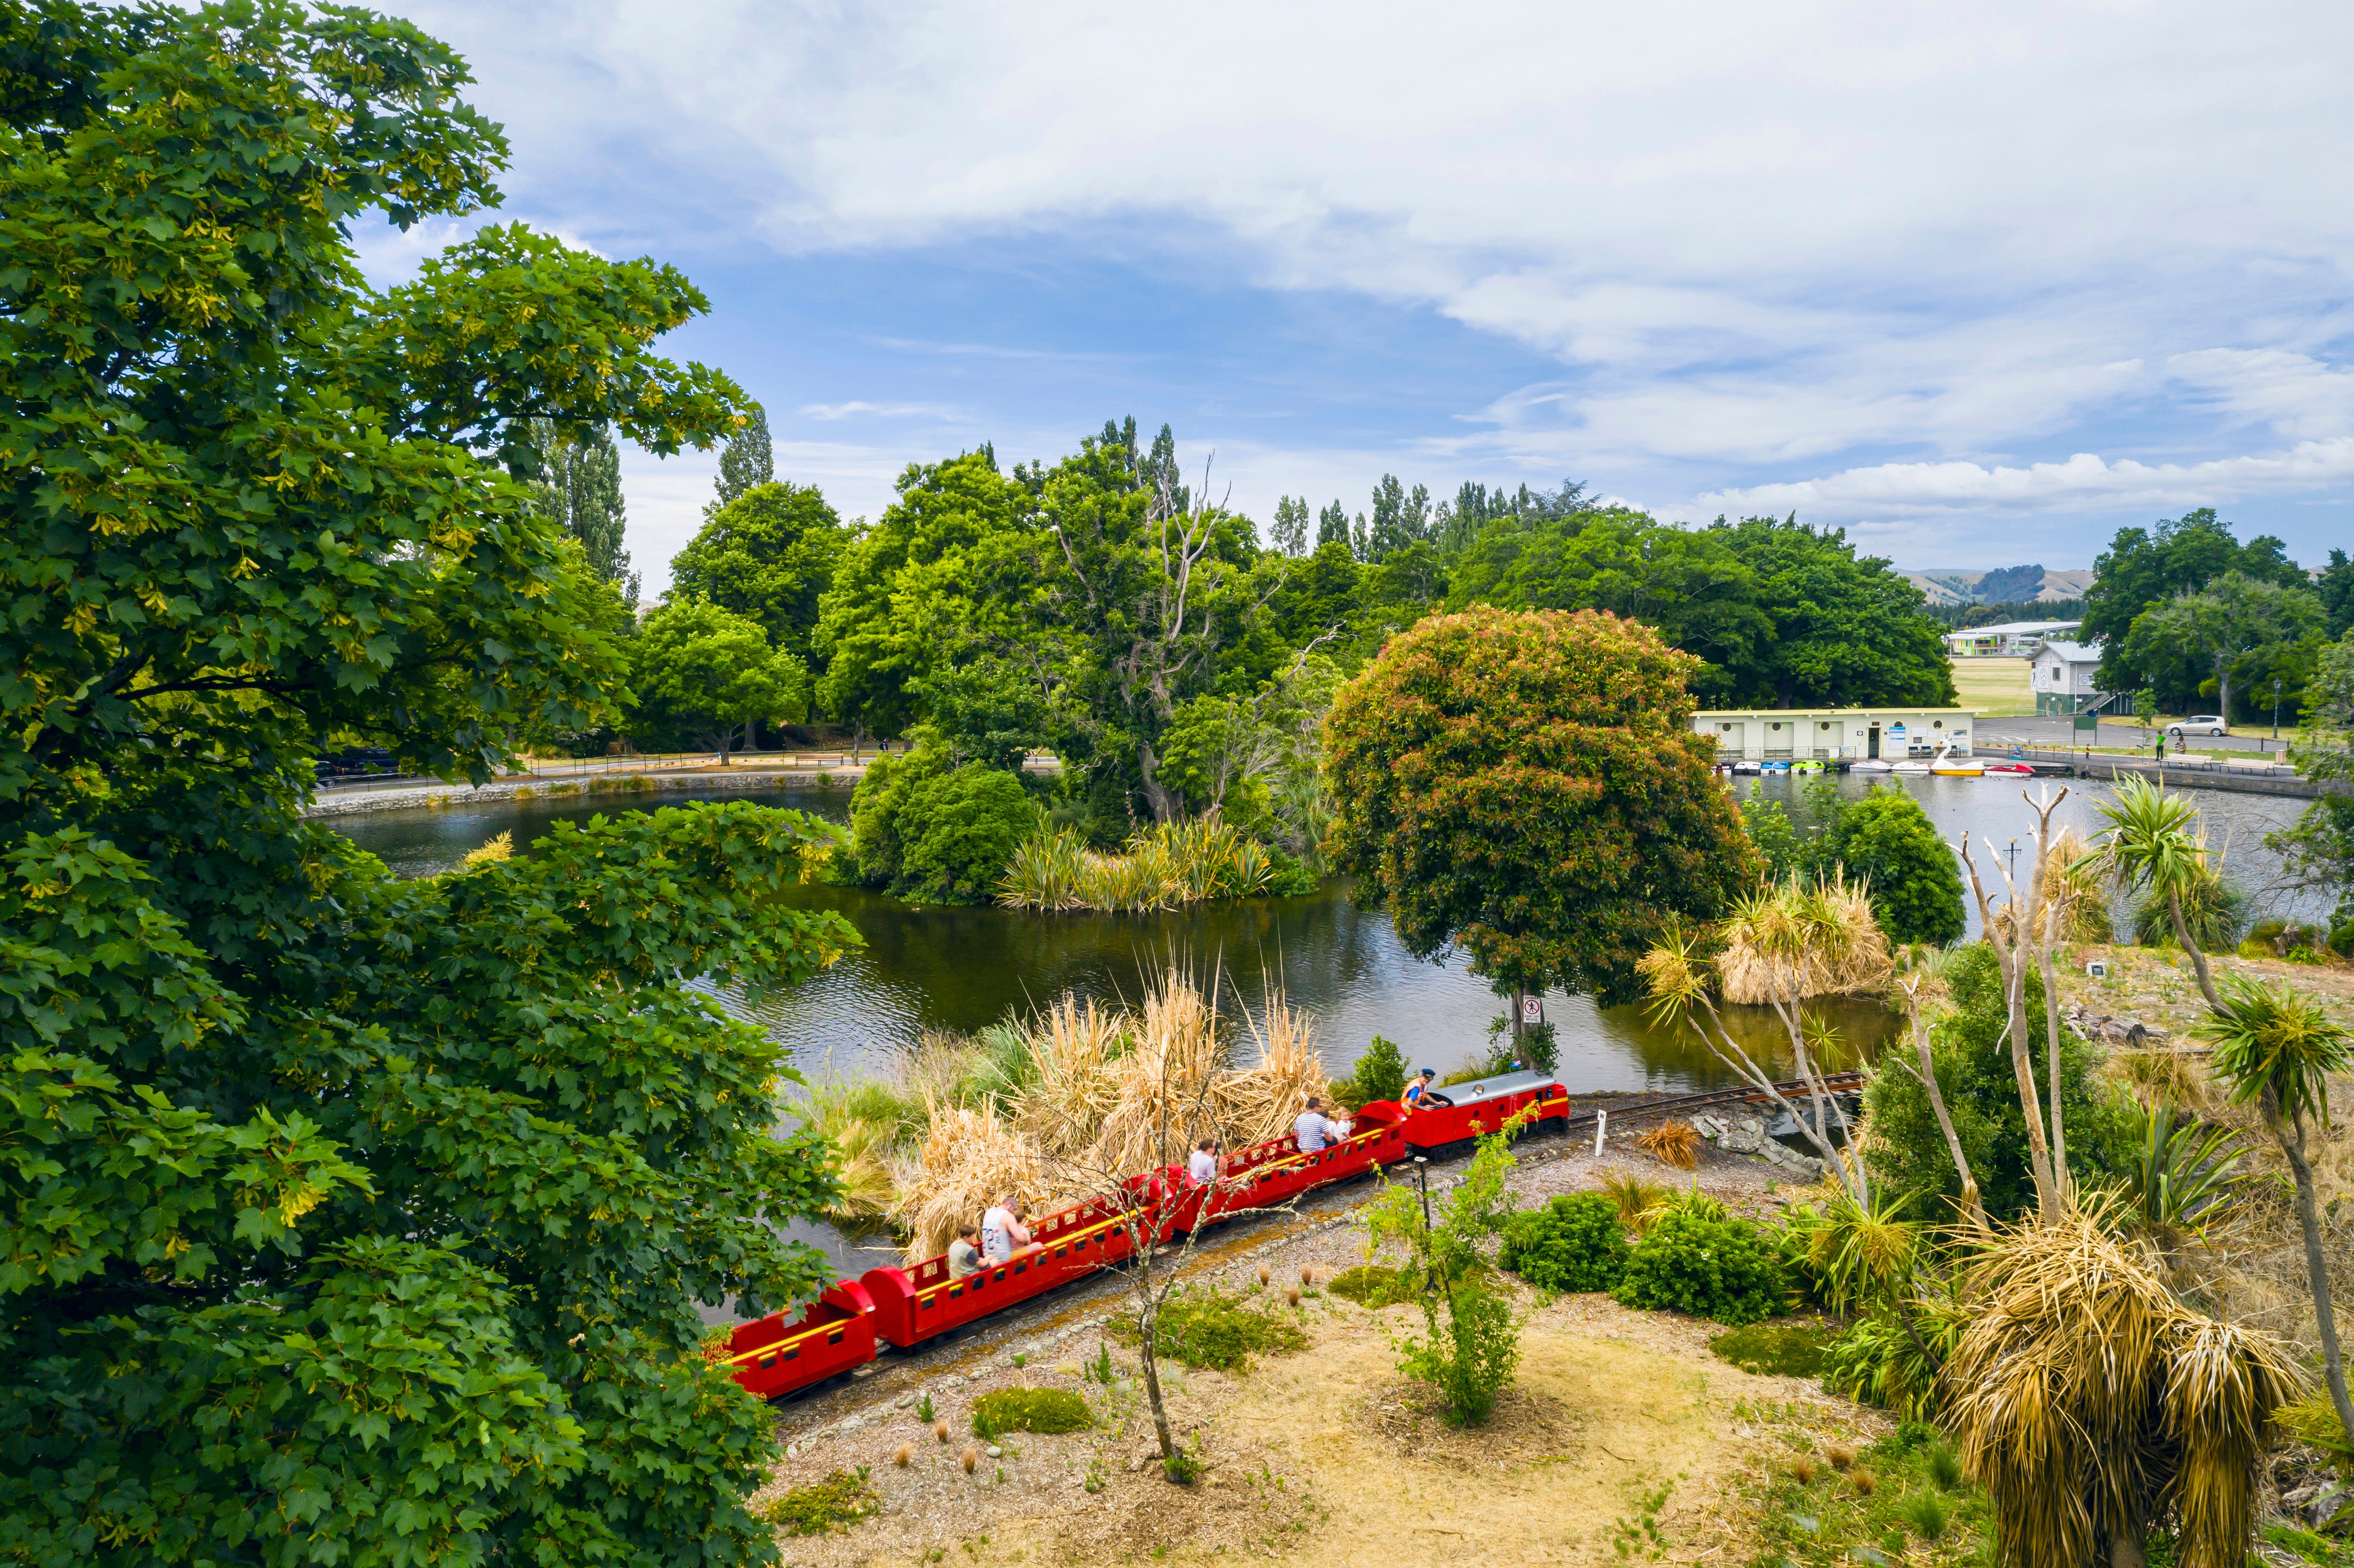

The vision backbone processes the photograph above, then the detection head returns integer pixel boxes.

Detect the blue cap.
[1417,1067,1435,1077]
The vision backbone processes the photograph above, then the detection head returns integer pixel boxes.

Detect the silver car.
[2166,715,2228,737]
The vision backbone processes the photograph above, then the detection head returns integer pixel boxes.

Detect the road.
[1973,715,2298,756]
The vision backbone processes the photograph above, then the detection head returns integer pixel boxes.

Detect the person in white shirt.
[1293,1096,1336,1154]
[981,1199,1032,1264]
[1187,1138,1219,1187]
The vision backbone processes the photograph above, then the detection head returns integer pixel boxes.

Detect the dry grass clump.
[1942,1210,2302,1568]
[1600,1170,1674,1234]
[1012,994,1129,1160]
[889,1096,1060,1264]
[1987,826,2112,945]
[1216,990,1329,1151]
[1718,873,1892,1003]
[459,829,513,868]
[1636,1120,1702,1171]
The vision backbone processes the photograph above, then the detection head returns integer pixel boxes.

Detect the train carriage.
[1397,1067,1567,1155]
[718,1278,878,1398]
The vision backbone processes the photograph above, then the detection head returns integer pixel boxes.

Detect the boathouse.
[1691,707,1979,763]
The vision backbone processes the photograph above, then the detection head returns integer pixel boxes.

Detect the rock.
[987,1445,1003,1459]
[893,1394,914,1410]
[836,1415,868,1435]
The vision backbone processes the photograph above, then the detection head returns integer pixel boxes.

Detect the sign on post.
[1520,995,1543,1026]
[2072,712,2099,735]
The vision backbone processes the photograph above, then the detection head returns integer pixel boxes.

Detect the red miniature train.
[716,1067,1571,1400]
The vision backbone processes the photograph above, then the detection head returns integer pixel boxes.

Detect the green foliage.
[712,401,774,513]
[670,480,847,666]
[761,1470,879,1536]
[1744,1424,1995,1568]
[1366,1117,1529,1423]
[1343,1035,1409,1107]
[2085,509,2317,709]
[969,1388,1094,1438]
[1708,1320,1839,1378]
[2202,976,2354,1131]
[1447,510,1955,709]
[1325,607,1759,1007]
[1925,1442,1964,1490]
[1400,1278,1519,1427]
[1612,1201,1787,1326]
[1862,945,2130,1220]
[2111,1099,2244,1248]
[1112,1287,1309,1373]
[1328,1265,1419,1308]
[2130,868,2248,950]
[2118,570,2325,724]
[527,417,634,596]
[1499,1192,1631,1293]
[1823,1295,1970,1421]
[850,743,1039,904]
[1833,791,1965,946]
[630,598,813,757]
[0,8,853,1561]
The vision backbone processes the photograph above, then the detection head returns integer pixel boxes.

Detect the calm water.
[331,770,2324,1095]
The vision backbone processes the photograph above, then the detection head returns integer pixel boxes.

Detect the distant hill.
[1904,566,2096,607]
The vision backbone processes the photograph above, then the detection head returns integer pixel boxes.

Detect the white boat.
[1850,759,1896,774]
[1929,742,1983,777]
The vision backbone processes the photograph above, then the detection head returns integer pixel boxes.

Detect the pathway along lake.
[330,767,2324,1100]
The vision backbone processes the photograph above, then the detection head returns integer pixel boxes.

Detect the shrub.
[1343,1035,1409,1107]
[1400,1279,1519,1427]
[761,1470,878,1536]
[897,763,1039,904]
[1613,1203,1786,1325]
[1833,789,1966,946]
[1329,1264,1419,1307]
[1113,1286,1309,1372]
[1636,1119,1701,1170]
[1499,1193,1631,1292]
[2131,867,2248,951]
[969,1388,1094,1438]
[1265,847,1320,897]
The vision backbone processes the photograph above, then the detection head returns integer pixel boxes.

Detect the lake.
[332,769,2322,1093]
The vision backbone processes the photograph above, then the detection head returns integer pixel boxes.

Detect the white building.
[1692,708,1977,762]
[2030,640,2112,715]
[1942,620,2081,658]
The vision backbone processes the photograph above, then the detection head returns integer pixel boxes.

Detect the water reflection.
[331,782,1901,1095]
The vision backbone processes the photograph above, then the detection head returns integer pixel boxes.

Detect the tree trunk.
[1910,1016,1986,1229]
[2036,922,2070,1207]
[2166,888,2223,1011]
[2279,1100,2354,1445]
[748,716,760,753]
[1135,739,1183,823]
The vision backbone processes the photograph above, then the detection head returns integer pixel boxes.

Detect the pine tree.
[711,400,774,513]
[1271,496,1310,555]
[1139,421,1188,513]
[527,417,634,603]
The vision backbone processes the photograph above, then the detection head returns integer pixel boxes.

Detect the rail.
[1541,1071,1866,1138]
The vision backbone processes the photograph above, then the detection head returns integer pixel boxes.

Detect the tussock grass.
[999,819,1275,913]
[1716,871,1892,1003]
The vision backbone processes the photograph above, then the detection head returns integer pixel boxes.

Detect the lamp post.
[2273,677,2284,744]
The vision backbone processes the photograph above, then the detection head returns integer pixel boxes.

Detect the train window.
[921,1297,935,1311]
[1014,1262,1027,1275]
[760,1354,776,1369]
[1055,1245,1069,1258]
[784,1348,799,1361]
[828,1329,845,1345]
[993,1268,1007,1282]
[949,1287,963,1300]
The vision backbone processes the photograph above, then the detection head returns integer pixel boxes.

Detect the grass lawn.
[1947,657,2033,716]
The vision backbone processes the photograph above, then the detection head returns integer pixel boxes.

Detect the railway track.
[1551,1070,1867,1138]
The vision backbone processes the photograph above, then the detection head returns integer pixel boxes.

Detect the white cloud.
[1695,439,2354,521]
[798,400,969,422]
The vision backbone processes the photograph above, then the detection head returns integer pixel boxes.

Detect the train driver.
[1401,1067,1438,1111]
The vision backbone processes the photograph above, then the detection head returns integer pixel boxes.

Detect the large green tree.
[710,398,773,513]
[2119,570,2324,721]
[630,599,811,761]
[1323,607,1757,1006]
[2086,508,2311,697]
[0,6,853,1562]
[1448,508,1952,708]
[669,480,848,666]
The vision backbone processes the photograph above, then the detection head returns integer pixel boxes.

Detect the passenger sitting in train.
[1187,1138,1218,1187]
[981,1198,1033,1264]
[948,1223,982,1278]
[1293,1096,1339,1154]
[1401,1067,1438,1111]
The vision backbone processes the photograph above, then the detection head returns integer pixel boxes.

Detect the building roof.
[2038,640,2103,663]
[1943,620,2083,639]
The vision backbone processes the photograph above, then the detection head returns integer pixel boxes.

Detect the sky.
[358,1,2354,597]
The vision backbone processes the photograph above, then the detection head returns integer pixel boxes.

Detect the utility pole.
[2273,677,2284,744]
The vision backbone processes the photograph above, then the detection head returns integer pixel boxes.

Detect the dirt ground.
[748,1135,1845,1568]
[2055,942,2354,1038]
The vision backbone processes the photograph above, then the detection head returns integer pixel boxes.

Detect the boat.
[1849,758,1896,774]
[1731,759,1761,775]
[1792,759,1826,774]
[1926,742,1983,777]
[1761,759,1792,774]
[1982,760,2036,777]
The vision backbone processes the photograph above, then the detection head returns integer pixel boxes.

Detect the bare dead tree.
[1891,949,1987,1230]
[1954,783,2074,1220]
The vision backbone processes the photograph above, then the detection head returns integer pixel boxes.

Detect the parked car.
[2166,716,2228,738]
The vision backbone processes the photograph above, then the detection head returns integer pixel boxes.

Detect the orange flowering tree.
[1323,607,1757,1008]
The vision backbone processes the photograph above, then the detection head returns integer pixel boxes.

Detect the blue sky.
[363,1,2354,596]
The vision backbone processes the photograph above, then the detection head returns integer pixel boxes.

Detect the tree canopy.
[2088,509,2324,715]
[670,480,848,666]
[0,5,853,1561]
[1323,607,1757,1005]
